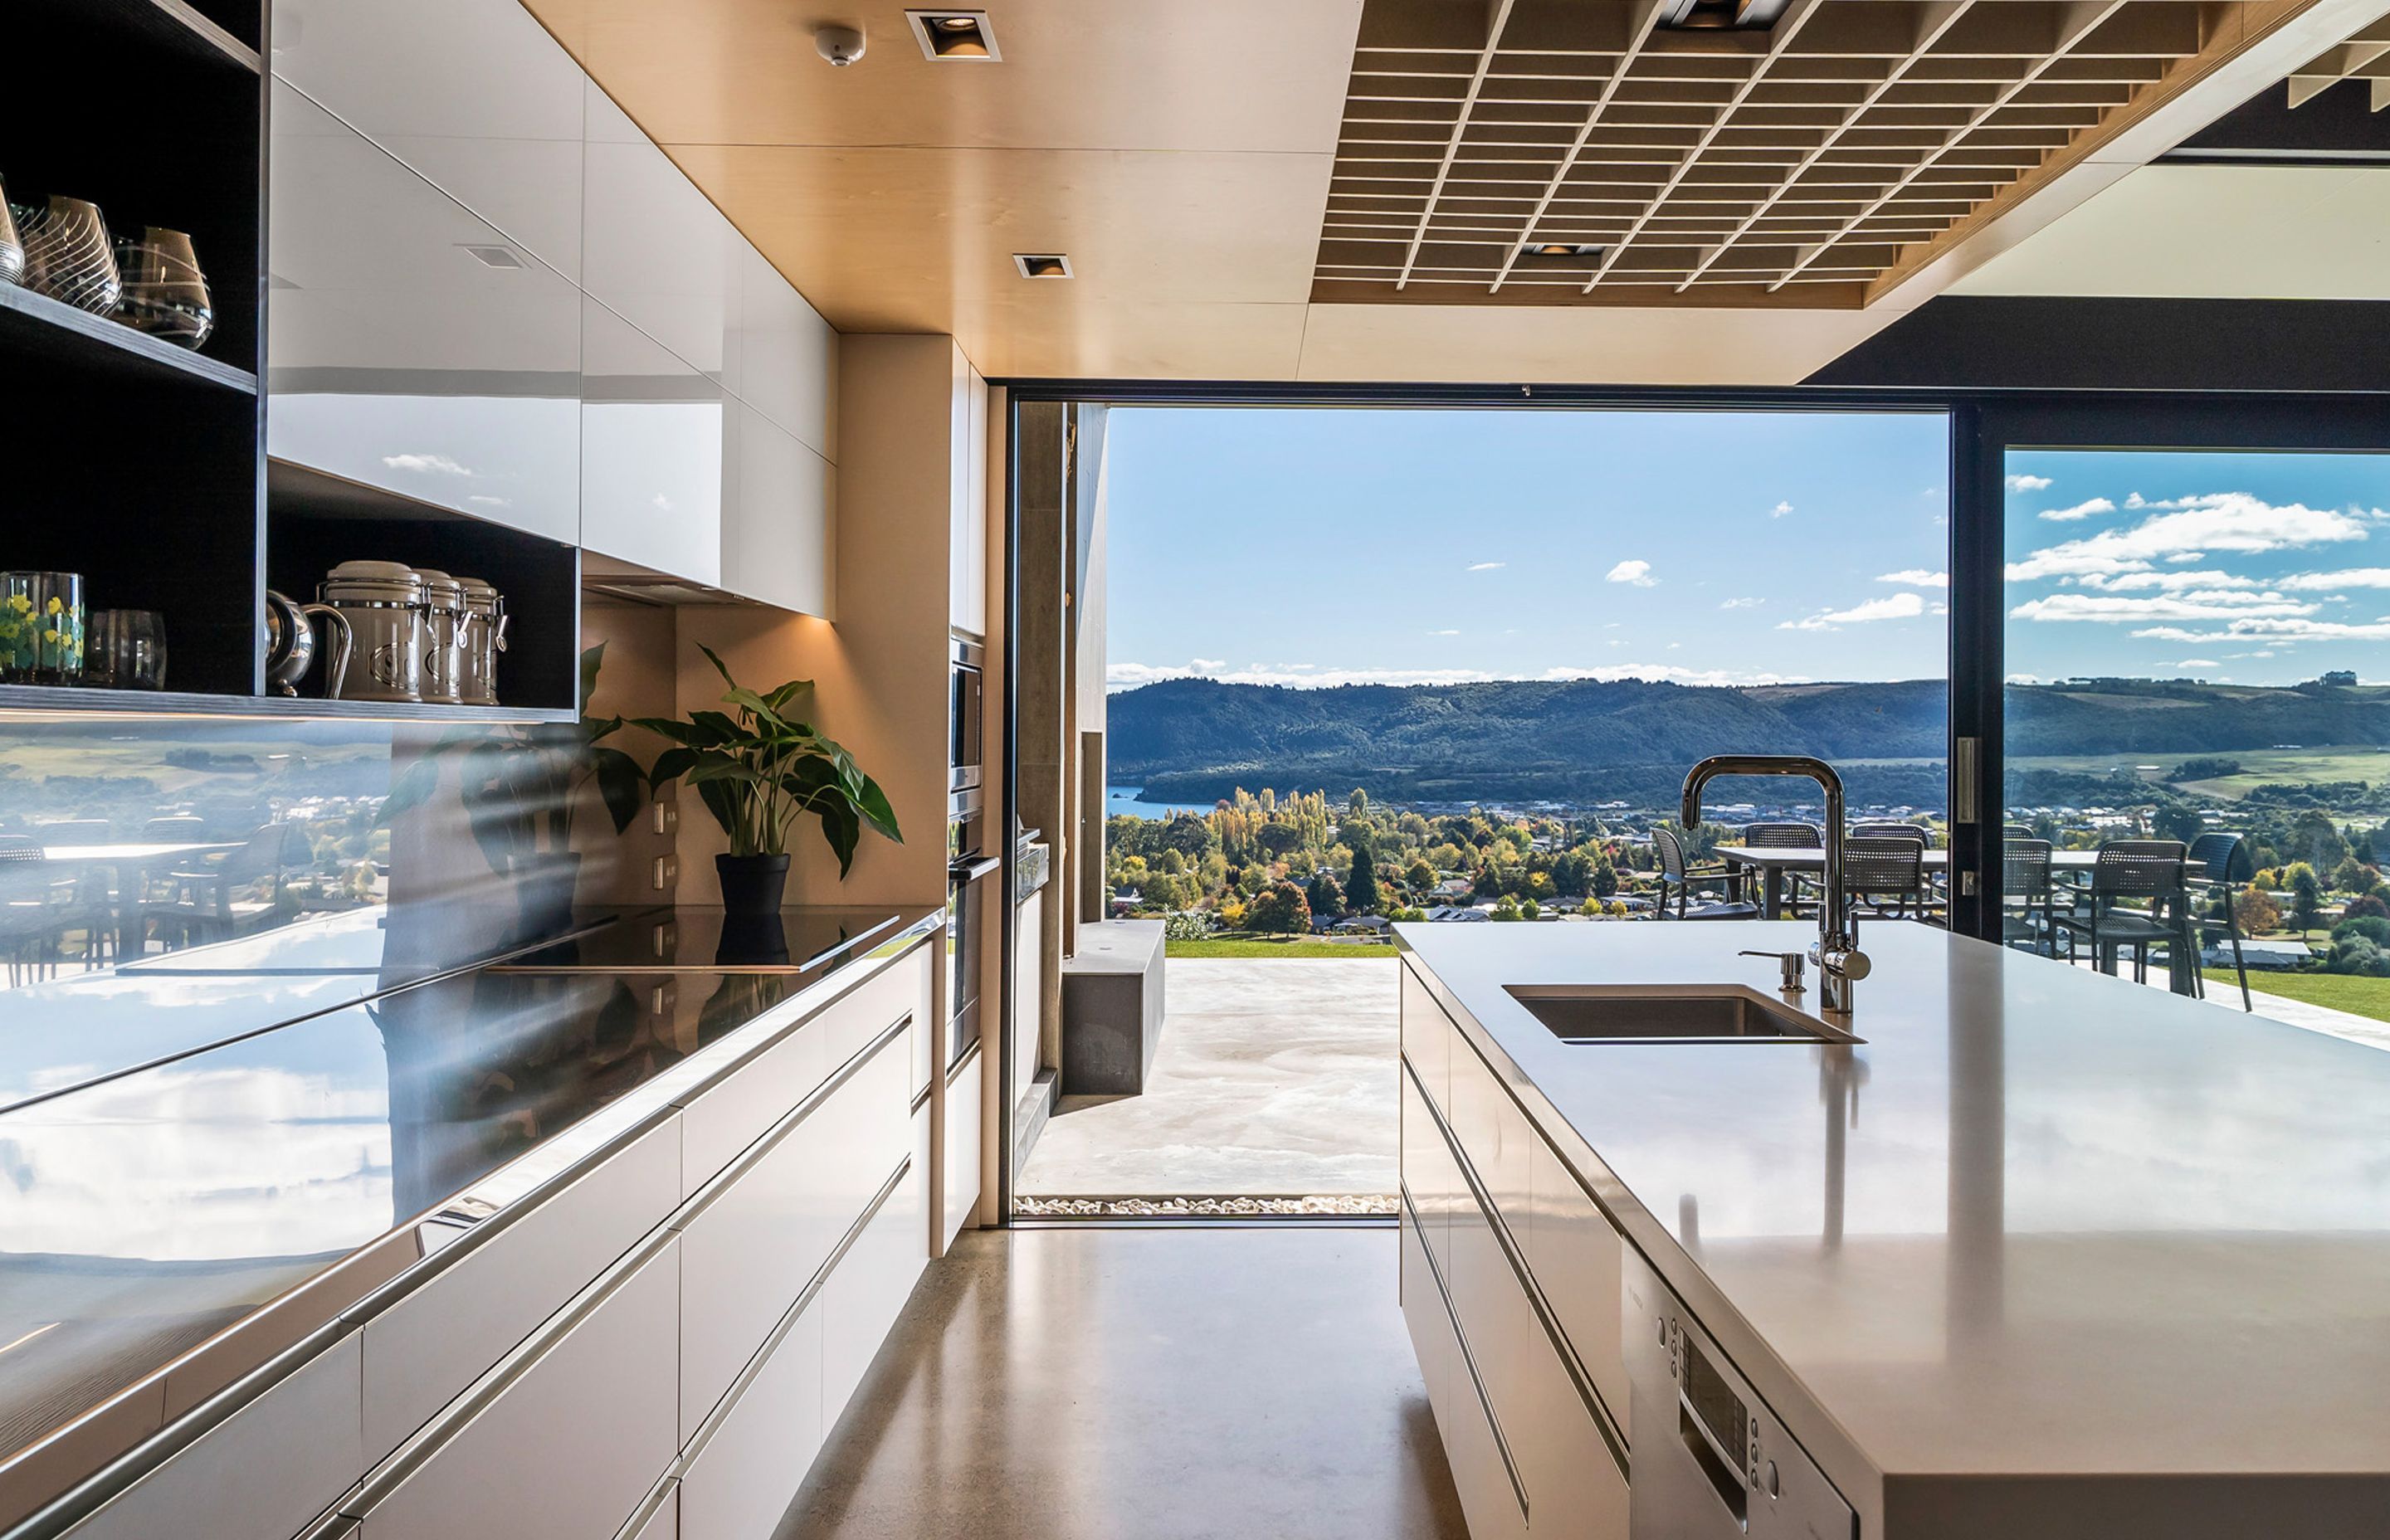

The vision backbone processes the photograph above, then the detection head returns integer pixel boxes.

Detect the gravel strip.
[1014,1194,1398,1218]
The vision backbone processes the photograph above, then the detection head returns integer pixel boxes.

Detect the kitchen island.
[1396,919,2390,1540]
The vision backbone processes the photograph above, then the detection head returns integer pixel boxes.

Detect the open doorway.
[1006,397,1951,1219]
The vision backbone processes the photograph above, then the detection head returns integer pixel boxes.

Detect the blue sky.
[1104,407,1951,690]
[2004,449,2390,688]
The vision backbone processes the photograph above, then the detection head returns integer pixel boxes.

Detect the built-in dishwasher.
[1624,1250,1856,1540]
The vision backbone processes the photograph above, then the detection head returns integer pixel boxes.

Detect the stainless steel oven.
[950,635,984,793]
[1624,1250,1856,1540]
[946,785,998,1070]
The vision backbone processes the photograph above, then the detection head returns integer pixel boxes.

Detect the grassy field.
[2206,967,2390,1023]
[1165,938,1397,959]
[2002,744,2390,803]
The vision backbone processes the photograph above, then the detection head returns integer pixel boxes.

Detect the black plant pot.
[716,853,791,917]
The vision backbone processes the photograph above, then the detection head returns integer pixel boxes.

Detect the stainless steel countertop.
[1396,920,2390,1504]
[0,904,940,1529]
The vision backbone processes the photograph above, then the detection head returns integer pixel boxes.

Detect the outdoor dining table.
[1711,843,2100,921]
[39,841,244,958]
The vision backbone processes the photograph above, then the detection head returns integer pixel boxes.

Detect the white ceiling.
[1949,162,2390,300]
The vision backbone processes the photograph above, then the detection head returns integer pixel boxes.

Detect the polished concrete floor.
[781,1226,1467,1540]
[1017,959,1401,1198]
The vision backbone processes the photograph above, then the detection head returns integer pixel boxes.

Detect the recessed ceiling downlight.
[1518,242,1603,264]
[907,10,999,60]
[1013,254,1071,279]
[460,244,526,269]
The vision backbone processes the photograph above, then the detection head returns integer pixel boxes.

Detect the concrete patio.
[1017,958,1399,1201]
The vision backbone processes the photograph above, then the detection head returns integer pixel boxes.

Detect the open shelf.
[23,0,262,70]
[0,282,258,393]
[0,684,573,723]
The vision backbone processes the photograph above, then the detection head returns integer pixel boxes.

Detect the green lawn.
[2206,967,2390,1023]
[1165,937,1397,959]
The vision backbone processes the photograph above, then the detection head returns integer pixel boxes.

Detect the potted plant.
[637,646,900,915]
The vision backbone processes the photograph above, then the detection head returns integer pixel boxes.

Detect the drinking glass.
[18,197,121,314]
[88,610,168,690]
[114,229,212,348]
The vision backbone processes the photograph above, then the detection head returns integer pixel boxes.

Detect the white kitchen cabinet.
[270,0,585,282]
[580,295,725,585]
[819,951,930,1076]
[357,1113,681,1463]
[1399,964,1453,1121]
[1526,1138,1630,1442]
[676,1025,911,1442]
[676,1005,827,1192]
[618,1482,677,1540]
[676,1302,824,1540]
[719,398,834,616]
[939,1047,983,1246]
[583,84,737,385]
[1400,1070,1452,1274]
[358,1238,680,1540]
[1449,1027,1532,1245]
[62,1333,362,1540]
[818,1167,926,1432]
[950,368,988,636]
[266,80,582,543]
[732,242,836,461]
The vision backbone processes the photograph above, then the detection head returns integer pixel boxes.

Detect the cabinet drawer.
[677,1006,827,1190]
[1398,963,1452,1118]
[1403,1201,1526,1540]
[619,1481,676,1540]
[677,1025,910,1441]
[939,1048,983,1247]
[1397,1205,1451,1435]
[822,948,929,1076]
[64,1333,362,1540]
[819,1166,926,1433]
[1400,1069,1453,1274]
[358,1114,680,1464]
[1527,1137,1630,1444]
[1450,1034,1533,1250]
[359,1238,680,1540]
[676,1300,823,1540]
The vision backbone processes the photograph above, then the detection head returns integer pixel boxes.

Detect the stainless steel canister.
[456,577,506,707]
[317,561,426,703]
[412,568,467,704]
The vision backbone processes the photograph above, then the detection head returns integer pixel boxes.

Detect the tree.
[1305,870,1344,918]
[1243,880,1312,935]
[2290,865,2324,933]
[1519,897,1541,920]
[2331,855,2375,894]
[1593,855,1619,897]
[2151,805,2204,845]
[2345,893,2390,924]
[1490,896,1523,922]
[1404,857,1436,894]
[2235,885,2281,937]
[1158,813,1212,860]
[1346,842,1383,914]
[2290,811,2349,871]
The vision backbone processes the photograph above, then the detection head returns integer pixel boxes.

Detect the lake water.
[1106,786,1218,820]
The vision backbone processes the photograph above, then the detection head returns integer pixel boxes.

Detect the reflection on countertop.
[0,902,940,1519]
[501,905,912,974]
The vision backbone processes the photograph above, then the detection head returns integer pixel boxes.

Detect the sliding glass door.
[1975,399,2390,1030]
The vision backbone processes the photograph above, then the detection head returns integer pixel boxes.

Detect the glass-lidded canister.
[455,577,506,707]
[412,568,467,704]
[318,560,426,703]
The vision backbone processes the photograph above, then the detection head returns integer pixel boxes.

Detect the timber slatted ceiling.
[1313,0,2212,305]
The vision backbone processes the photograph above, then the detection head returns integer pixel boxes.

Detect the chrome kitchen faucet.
[1680,755,1872,1013]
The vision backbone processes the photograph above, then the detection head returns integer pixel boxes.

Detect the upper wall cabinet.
[582,297,724,587]
[734,243,837,464]
[721,401,834,616]
[270,0,585,281]
[267,80,583,544]
[583,85,736,387]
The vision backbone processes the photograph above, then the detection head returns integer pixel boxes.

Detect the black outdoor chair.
[1845,835,1929,919]
[2051,839,2192,987]
[140,821,306,949]
[2001,838,2060,956]
[1741,821,1822,917]
[1851,821,1933,846]
[1655,826,1755,919]
[2184,831,2256,1011]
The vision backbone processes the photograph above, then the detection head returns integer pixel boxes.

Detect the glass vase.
[1,573,86,685]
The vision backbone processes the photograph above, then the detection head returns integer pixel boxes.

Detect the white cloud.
[466,495,510,508]
[2037,497,2117,523]
[2130,616,2390,645]
[2164,551,2206,563]
[2010,592,2318,624]
[1778,592,1929,631]
[1718,597,1764,610]
[1466,561,1505,572]
[2275,568,2390,590]
[1605,560,1658,587]
[1193,657,1225,670]
[2005,474,2053,492]
[1875,568,1948,587]
[381,452,471,476]
[1427,629,1461,636]
[1770,500,1793,519]
[2178,659,2221,668]
[2005,493,2378,582]
[2075,568,2257,592]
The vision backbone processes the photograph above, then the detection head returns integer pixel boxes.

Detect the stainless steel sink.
[1503,986,1863,1045]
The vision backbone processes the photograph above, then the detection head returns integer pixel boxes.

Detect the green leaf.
[379,756,444,827]
[697,642,739,693]
[579,642,607,717]
[816,796,862,876]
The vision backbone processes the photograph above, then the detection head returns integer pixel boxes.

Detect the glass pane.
[2001,447,2390,1035]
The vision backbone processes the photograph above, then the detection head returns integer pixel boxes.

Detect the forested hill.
[1107,675,2390,807]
